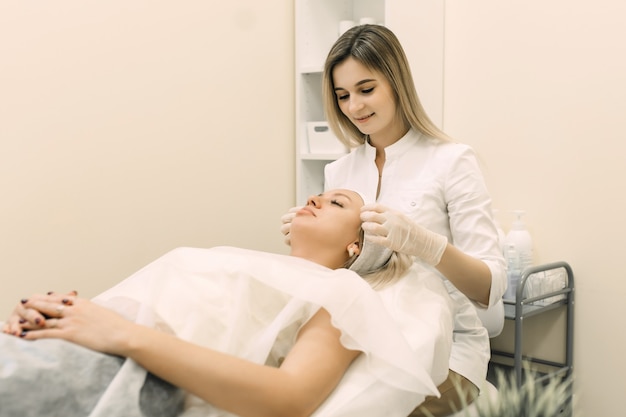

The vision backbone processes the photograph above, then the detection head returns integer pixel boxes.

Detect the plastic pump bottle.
[504,210,533,300]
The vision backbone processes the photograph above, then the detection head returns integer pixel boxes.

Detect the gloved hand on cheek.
[360,203,448,266]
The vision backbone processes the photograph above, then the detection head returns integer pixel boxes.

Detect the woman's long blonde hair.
[323,24,451,148]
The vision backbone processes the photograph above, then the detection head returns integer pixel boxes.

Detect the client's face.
[290,189,363,250]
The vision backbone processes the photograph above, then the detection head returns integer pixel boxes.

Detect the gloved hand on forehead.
[280,206,303,246]
[360,203,448,266]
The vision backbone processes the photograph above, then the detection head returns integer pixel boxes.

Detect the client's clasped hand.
[2,291,134,356]
[2,291,77,336]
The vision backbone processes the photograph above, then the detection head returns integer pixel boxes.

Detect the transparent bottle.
[504,243,522,300]
[504,210,533,300]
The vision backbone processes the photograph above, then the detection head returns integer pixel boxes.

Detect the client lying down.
[1,189,454,417]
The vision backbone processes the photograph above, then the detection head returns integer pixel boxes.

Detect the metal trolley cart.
[491,261,575,405]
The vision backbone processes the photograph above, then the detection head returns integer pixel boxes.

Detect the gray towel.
[0,332,184,417]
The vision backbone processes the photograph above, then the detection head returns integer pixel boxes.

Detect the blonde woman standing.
[283,25,506,417]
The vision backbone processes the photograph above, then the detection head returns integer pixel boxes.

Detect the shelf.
[503,299,566,320]
[298,66,323,75]
[503,262,574,321]
[295,0,387,204]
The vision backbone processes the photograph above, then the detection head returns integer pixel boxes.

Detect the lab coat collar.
[364,129,423,160]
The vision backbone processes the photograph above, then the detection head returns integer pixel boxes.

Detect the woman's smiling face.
[332,57,405,143]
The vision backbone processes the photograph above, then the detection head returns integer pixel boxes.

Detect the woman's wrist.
[116,323,170,360]
[114,322,149,357]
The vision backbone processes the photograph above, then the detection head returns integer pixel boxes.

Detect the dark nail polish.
[62,298,70,304]
[20,299,28,304]
[47,291,54,295]
[19,318,26,324]
[34,318,41,325]
[20,331,27,338]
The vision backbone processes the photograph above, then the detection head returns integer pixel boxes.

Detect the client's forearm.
[121,309,357,417]
[12,296,356,417]
[123,326,306,417]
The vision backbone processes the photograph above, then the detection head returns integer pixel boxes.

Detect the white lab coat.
[325,129,507,389]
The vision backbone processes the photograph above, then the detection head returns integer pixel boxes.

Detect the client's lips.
[297,207,316,217]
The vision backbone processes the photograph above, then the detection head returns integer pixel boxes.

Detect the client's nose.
[307,195,321,207]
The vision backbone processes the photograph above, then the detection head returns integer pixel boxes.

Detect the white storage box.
[306,122,348,154]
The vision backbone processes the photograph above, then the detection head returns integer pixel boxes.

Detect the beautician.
[283,24,506,417]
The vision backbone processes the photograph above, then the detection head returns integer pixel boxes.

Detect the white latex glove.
[280,206,303,246]
[360,203,448,266]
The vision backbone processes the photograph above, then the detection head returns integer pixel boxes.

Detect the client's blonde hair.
[344,229,413,289]
[363,251,413,289]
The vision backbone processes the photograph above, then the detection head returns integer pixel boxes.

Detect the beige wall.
[444,1,626,415]
[0,1,294,312]
[1,1,624,415]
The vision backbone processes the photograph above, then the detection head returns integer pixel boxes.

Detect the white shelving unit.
[294,0,444,204]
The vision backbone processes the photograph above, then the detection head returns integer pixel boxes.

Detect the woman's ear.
[347,241,361,257]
